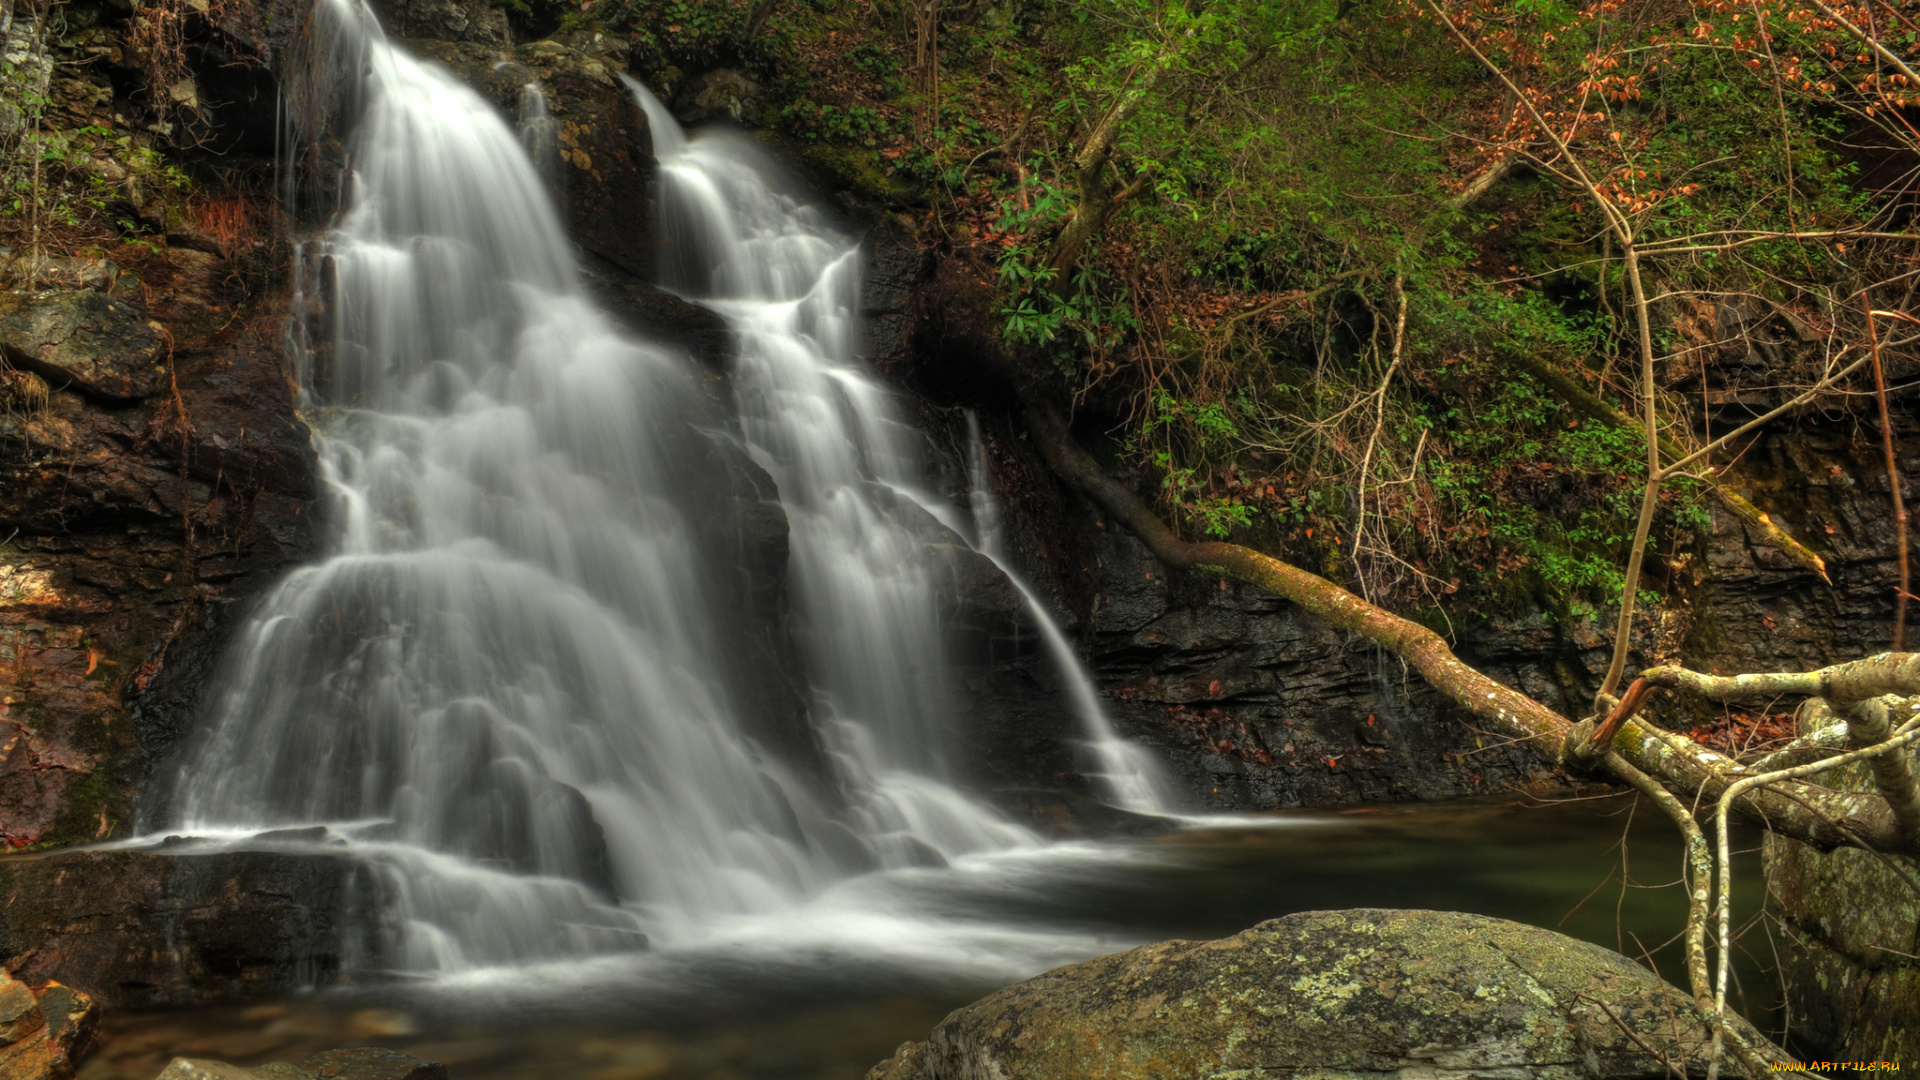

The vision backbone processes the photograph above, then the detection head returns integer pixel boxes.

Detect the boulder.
[156,1048,445,1080]
[870,909,1781,1080]
[671,68,766,126]
[0,969,96,1079]
[0,290,166,401]
[1766,710,1919,1061]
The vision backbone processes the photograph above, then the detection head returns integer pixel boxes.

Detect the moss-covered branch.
[1024,403,1920,857]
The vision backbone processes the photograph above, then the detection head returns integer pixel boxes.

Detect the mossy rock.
[870,908,1780,1080]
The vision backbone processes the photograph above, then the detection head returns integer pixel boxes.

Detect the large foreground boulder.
[870,909,1780,1080]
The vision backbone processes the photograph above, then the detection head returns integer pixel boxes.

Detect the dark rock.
[0,848,384,1007]
[671,68,765,126]
[547,29,630,65]
[577,252,730,367]
[366,0,506,45]
[1,294,315,848]
[861,217,932,368]
[872,909,1780,1080]
[0,290,166,401]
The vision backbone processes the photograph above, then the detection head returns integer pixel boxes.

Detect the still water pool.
[81,794,1783,1080]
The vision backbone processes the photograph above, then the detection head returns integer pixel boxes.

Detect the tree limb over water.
[1023,401,1920,861]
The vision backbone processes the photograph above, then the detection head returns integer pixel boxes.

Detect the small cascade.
[628,78,1034,864]
[517,82,560,190]
[961,414,1175,815]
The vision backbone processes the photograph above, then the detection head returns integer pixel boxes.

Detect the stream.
[83,798,1775,1079]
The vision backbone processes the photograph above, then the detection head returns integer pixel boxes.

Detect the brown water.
[78,794,1791,1080]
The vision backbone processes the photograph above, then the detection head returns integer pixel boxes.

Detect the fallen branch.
[1022,402,1920,857]
[1450,155,1521,211]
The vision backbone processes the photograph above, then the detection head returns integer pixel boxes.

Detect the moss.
[796,142,904,204]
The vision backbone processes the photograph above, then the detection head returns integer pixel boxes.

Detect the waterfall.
[629,79,1033,862]
[961,414,1175,815]
[153,0,1027,973]
[146,0,1192,979]
[517,81,559,191]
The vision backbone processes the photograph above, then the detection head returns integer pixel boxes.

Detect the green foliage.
[508,0,1879,620]
[779,100,902,147]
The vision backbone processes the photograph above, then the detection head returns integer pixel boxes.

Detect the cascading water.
[156,0,1011,972]
[961,413,1175,815]
[148,0,1193,980]
[631,81,1035,861]
[517,81,559,190]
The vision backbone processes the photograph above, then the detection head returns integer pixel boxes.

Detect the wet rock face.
[0,847,383,1008]
[0,291,167,401]
[671,68,766,126]
[870,909,1778,1080]
[1083,522,1584,807]
[408,36,660,282]
[930,403,1572,811]
[364,0,506,45]
[0,245,315,848]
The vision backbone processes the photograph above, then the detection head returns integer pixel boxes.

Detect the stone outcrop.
[0,845,382,1008]
[0,241,316,849]
[0,291,168,402]
[157,1048,445,1080]
[364,0,506,45]
[868,909,1780,1080]
[0,968,97,1080]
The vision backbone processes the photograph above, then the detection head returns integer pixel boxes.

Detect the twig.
[1352,272,1408,602]
[1866,299,1910,651]
[1607,753,1714,1019]
[1576,992,1690,1080]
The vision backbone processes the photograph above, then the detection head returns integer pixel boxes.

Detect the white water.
[961,413,1175,814]
[149,0,1192,977]
[632,80,1035,862]
[160,0,941,971]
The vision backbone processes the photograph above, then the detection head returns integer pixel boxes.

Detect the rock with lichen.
[869,908,1780,1080]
